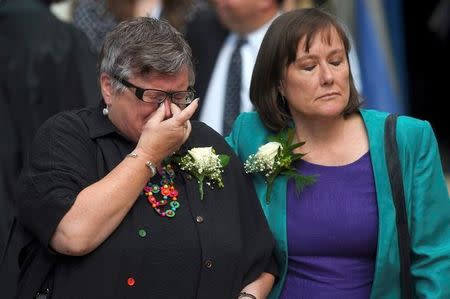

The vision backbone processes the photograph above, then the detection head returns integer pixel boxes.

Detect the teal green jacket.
[226,109,450,299]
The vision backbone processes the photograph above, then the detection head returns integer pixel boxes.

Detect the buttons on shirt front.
[186,174,193,180]
[204,259,213,269]
[127,277,136,286]
[196,216,204,223]
[138,228,147,238]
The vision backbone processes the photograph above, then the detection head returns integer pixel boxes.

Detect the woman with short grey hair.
[15,18,276,299]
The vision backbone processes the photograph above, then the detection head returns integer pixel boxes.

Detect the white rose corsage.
[244,128,315,203]
[173,147,230,200]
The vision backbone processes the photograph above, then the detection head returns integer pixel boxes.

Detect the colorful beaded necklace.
[143,164,180,218]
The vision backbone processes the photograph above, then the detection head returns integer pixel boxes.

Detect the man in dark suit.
[185,0,283,135]
[0,0,99,297]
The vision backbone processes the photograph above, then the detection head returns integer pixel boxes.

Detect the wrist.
[127,151,157,177]
[238,292,257,299]
[133,147,160,164]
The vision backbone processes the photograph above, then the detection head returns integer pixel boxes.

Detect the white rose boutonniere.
[244,128,315,203]
[173,147,230,200]
[249,141,282,170]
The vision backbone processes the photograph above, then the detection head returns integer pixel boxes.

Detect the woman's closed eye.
[302,64,316,71]
[329,60,342,66]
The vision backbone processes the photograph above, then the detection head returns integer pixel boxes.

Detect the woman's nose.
[320,64,334,86]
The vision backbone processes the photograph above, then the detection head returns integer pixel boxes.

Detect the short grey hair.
[98,17,195,92]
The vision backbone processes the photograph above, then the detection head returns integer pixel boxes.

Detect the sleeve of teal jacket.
[409,121,450,298]
[225,114,281,282]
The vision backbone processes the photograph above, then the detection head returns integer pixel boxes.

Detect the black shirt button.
[186,174,192,180]
[204,259,213,269]
[196,216,204,223]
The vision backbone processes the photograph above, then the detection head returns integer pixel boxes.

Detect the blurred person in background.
[185,0,284,135]
[0,0,98,297]
[73,0,196,54]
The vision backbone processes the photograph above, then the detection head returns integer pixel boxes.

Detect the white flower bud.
[189,147,214,163]
[256,142,282,163]
[188,147,220,174]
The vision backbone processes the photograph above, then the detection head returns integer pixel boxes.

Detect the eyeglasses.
[115,76,195,105]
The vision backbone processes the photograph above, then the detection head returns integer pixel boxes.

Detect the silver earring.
[102,107,109,116]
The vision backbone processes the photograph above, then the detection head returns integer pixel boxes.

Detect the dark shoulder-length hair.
[250,8,361,132]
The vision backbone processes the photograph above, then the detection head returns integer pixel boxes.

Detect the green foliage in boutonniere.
[172,147,230,200]
[244,128,315,203]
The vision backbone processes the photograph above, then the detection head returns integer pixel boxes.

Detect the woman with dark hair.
[15,17,276,299]
[227,8,450,299]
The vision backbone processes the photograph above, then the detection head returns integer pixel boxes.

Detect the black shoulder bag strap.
[384,114,414,299]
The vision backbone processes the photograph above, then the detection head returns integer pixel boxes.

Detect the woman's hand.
[135,98,199,165]
[239,272,275,299]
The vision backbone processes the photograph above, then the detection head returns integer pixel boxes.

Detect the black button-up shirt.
[17,105,277,298]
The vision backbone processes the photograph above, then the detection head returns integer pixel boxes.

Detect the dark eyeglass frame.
[114,76,195,105]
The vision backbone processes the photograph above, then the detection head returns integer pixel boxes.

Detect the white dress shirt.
[200,17,277,135]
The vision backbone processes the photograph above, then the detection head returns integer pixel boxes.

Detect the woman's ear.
[100,72,114,105]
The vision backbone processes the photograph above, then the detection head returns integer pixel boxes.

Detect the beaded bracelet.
[238,292,257,299]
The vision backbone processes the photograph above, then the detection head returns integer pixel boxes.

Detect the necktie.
[222,37,246,136]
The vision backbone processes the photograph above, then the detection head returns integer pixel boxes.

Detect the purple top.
[279,152,378,299]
